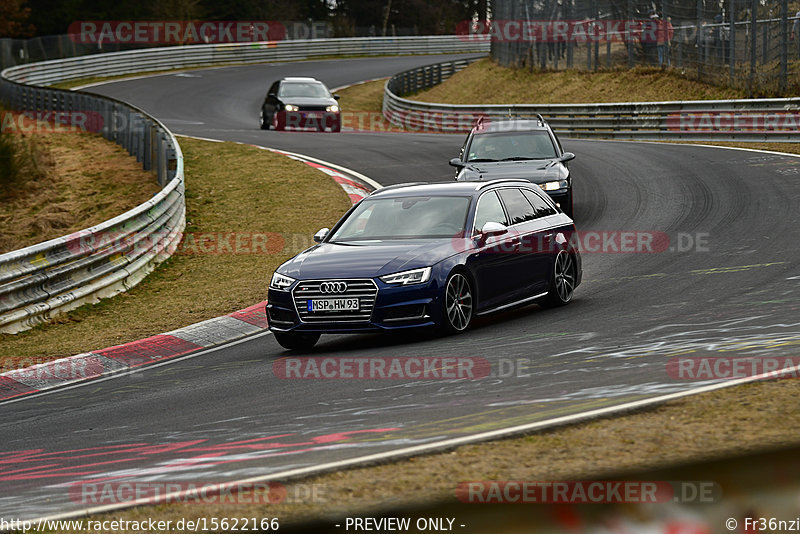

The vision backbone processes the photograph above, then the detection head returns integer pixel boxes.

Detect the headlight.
[284,104,299,112]
[540,180,566,191]
[270,272,296,290]
[380,267,432,286]
[326,105,339,113]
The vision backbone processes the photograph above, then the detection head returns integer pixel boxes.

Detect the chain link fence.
[487,0,800,96]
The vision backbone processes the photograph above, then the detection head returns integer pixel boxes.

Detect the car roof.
[281,77,322,83]
[472,117,549,134]
[368,180,535,199]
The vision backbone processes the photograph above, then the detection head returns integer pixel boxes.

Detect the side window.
[497,188,536,225]
[522,188,557,218]
[268,82,279,97]
[473,191,508,233]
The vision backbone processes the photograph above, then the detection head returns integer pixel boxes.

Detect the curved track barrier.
[0,37,488,334]
[383,58,800,141]
[7,36,490,87]
[0,80,185,334]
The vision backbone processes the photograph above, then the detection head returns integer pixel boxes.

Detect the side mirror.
[313,228,330,243]
[333,94,340,100]
[268,92,276,98]
[560,152,576,162]
[449,158,464,168]
[480,221,507,238]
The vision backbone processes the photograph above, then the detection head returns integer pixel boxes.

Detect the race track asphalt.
[2,54,799,520]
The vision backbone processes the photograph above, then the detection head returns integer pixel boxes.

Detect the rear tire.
[440,271,473,334]
[540,250,576,308]
[273,331,320,351]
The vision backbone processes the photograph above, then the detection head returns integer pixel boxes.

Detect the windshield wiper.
[466,158,499,162]
[500,156,549,161]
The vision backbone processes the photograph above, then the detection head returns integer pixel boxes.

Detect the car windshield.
[466,131,557,162]
[329,196,471,241]
[279,82,330,98]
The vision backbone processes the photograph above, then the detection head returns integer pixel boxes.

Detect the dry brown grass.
[0,137,350,365]
[410,58,748,104]
[0,127,160,254]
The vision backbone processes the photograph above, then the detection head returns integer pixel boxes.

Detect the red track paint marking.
[94,335,203,367]
[0,429,401,481]
[229,301,268,328]
[0,376,37,401]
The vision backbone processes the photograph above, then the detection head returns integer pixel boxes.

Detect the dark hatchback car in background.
[259,76,341,132]
[267,180,582,350]
[450,116,576,217]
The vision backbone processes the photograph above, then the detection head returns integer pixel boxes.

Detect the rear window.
[498,188,536,225]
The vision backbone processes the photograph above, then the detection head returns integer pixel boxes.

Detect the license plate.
[308,298,359,312]
[303,112,322,118]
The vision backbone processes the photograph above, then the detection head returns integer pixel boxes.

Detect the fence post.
[697,0,704,80]
[628,0,635,68]
[749,0,757,97]
[730,0,736,86]
[780,0,788,94]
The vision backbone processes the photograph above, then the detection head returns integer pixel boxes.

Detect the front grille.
[293,279,377,323]
[299,105,327,112]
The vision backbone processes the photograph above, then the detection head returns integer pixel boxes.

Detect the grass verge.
[0,125,160,254]
[407,58,747,104]
[0,137,350,368]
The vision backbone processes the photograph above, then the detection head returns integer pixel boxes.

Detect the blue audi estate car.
[267,180,581,350]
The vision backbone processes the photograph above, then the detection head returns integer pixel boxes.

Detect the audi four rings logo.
[320,281,348,293]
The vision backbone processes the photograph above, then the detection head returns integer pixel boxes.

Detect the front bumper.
[281,111,340,129]
[267,277,442,333]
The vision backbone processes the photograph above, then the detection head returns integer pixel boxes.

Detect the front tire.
[541,250,576,307]
[272,112,285,131]
[259,110,269,130]
[273,331,320,351]
[561,191,573,218]
[440,271,474,334]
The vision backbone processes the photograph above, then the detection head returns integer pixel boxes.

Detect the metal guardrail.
[0,80,185,334]
[0,36,489,334]
[8,36,490,87]
[383,58,800,142]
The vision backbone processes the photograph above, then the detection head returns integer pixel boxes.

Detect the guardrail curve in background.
[0,36,489,334]
[383,58,800,142]
[0,78,185,334]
